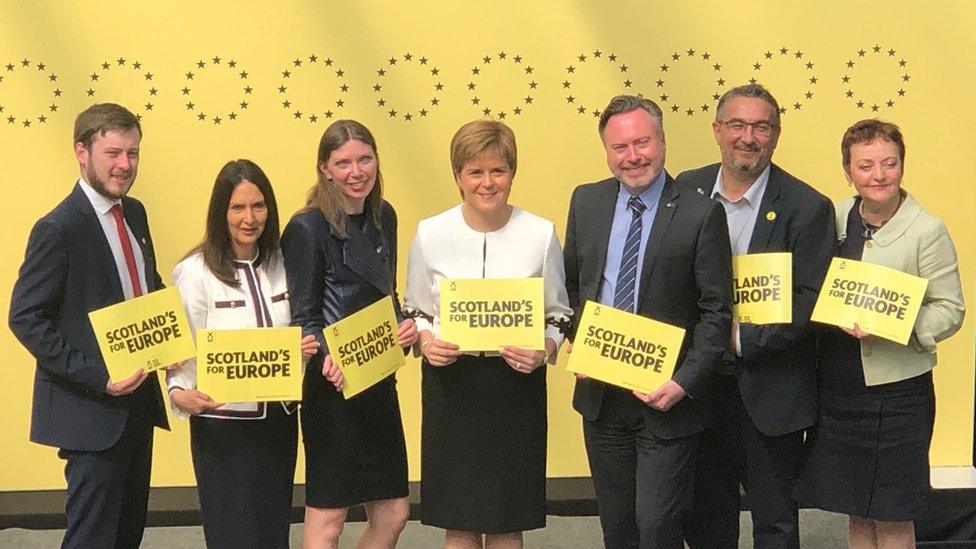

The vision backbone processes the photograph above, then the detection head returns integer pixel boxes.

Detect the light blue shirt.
[598,171,666,309]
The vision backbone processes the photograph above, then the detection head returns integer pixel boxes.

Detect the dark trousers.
[684,375,804,549]
[583,388,697,549]
[58,413,154,549]
[191,404,298,549]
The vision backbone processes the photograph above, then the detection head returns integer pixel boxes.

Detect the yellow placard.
[324,296,405,399]
[88,287,196,382]
[812,257,928,344]
[196,327,303,402]
[566,301,686,393]
[732,252,793,325]
[439,278,545,351]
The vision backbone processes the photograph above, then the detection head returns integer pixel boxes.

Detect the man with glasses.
[678,84,835,548]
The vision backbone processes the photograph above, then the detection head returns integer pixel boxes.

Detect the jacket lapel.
[122,197,157,292]
[339,218,393,294]
[747,166,782,254]
[68,184,125,300]
[587,180,618,299]
[637,175,679,307]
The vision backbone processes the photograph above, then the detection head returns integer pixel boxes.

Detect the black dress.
[794,200,934,521]
[282,207,409,509]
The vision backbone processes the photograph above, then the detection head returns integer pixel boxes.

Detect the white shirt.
[78,179,147,299]
[711,165,770,355]
[710,165,770,256]
[404,205,573,357]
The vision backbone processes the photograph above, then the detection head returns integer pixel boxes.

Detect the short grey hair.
[715,83,781,126]
[598,95,664,137]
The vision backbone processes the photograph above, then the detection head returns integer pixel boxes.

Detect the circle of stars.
[372,53,442,122]
[1,58,60,128]
[841,45,909,112]
[563,50,635,118]
[466,51,534,120]
[656,48,725,117]
[749,47,818,114]
[182,56,249,124]
[85,57,157,119]
[278,54,347,124]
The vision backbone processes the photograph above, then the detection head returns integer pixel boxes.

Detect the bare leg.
[444,529,483,549]
[849,515,879,549]
[876,520,916,549]
[302,506,348,549]
[356,497,410,549]
[485,531,523,549]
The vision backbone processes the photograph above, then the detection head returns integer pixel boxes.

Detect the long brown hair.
[304,119,384,237]
[186,159,280,287]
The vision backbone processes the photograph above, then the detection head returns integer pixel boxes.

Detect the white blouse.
[404,205,573,356]
[167,251,292,420]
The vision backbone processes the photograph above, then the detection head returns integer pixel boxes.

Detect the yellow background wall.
[1,0,973,490]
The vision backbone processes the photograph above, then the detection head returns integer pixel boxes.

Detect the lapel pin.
[666,201,675,208]
[376,246,383,253]
[766,211,776,221]
[696,187,705,195]
[140,237,147,244]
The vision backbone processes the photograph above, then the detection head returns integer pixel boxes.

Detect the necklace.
[859,194,903,239]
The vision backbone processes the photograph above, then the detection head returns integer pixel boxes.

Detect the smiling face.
[845,138,903,208]
[601,109,666,194]
[226,180,268,260]
[75,128,141,200]
[713,96,780,179]
[455,152,513,218]
[319,138,377,213]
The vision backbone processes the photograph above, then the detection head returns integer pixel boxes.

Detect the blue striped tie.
[613,196,646,312]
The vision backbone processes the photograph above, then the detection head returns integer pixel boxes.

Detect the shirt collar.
[710,164,771,206]
[77,177,120,215]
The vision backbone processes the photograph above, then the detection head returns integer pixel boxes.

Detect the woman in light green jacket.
[795,119,965,549]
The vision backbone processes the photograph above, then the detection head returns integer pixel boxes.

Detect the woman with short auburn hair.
[794,119,965,549]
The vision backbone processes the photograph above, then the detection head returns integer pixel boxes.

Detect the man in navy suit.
[564,95,732,548]
[9,103,169,548]
[678,84,835,548]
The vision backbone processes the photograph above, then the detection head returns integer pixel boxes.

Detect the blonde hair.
[449,120,517,178]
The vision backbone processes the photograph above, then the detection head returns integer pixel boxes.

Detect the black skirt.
[794,373,935,521]
[301,372,409,508]
[421,355,547,533]
[190,404,298,549]
[794,201,936,522]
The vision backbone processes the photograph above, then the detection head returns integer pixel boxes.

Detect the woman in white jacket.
[167,159,318,549]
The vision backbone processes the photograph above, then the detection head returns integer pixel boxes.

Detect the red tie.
[109,204,144,297]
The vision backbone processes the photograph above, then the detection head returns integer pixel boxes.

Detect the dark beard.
[84,163,126,200]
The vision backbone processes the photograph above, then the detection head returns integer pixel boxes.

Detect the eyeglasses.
[718,119,779,137]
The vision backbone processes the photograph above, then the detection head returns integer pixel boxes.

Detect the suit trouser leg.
[60,414,154,549]
[738,392,803,549]
[684,375,746,549]
[583,391,697,549]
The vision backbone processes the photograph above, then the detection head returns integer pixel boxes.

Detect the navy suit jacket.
[676,163,836,436]
[9,183,169,452]
[564,174,733,439]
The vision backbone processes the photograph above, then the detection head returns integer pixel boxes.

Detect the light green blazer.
[835,192,965,385]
